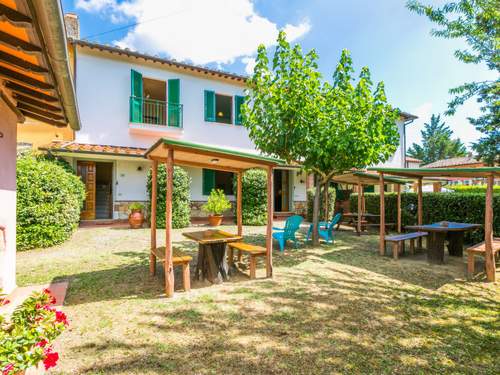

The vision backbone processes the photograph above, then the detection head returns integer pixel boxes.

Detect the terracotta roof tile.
[39,141,146,157]
[423,156,482,168]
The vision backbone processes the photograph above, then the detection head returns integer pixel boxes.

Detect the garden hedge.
[306,187,336,222]
[233,169,268,225]
[16,154,85,250]
[447,185,500,194]
[147,165,191,229]
[350,192,499,243]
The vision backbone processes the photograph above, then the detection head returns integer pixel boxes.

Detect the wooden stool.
[384,232,428,259]
[228,242,266,279]
[466,238,500,277]
[151,247,192,291]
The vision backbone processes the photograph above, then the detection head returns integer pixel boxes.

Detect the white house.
[40,14,416,222]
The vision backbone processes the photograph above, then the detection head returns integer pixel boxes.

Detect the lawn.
[17,224,499,374]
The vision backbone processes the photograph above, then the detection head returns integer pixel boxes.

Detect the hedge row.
[234,169,268,225]
[350,192,499,243]
[306,187,336,222]
[447,185,500,194]
[147,165,191,229]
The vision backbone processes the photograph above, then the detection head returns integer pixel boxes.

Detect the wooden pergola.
[331,172,406,234]
[144,138,281,297]
[368,167,500,282]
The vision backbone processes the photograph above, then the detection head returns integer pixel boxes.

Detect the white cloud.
[241,56,256,74]
[76,0,311,67]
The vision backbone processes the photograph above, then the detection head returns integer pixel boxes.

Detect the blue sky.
[63,0,496,151]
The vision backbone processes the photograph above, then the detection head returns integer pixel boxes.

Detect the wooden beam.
[19,110,67,127]
[13,94,61,112]
[150,157,242,173]
[379,173,385,255]
[150,160,158,276]
[0,30,41,53]
[0,66,53,90]
[484,174,495,282]
[0,50,48,74]
[396,184,402,233]
[417,177,423,248]
[5,81,58,102]
[237,171,243,236]
[357,181,362,235]
[266,165,273,278]
[165,148,175,297]
[0,4,32,26]
[17,102,64,120]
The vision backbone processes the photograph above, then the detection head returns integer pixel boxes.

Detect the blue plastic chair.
[272,215,303,252]
[307,213,342,244]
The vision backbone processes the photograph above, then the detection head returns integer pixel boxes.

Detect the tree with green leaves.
[243,32,400,244]
[407,114,468,164]
[407,0,499,165]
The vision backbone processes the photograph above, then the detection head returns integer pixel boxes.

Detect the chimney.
[64,13,80,39]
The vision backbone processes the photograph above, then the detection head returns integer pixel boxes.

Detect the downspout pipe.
[402,118,415,167]
[27,0,81,131]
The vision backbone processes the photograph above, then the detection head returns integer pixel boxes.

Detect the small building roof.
[405,156,422,163]
[423,156,483,168]
[39,141,146,157]
[146,138,282,171]
[368,166,500,179]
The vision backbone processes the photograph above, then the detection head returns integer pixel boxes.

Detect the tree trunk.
[312,174,321,246]
[324,180,329,221]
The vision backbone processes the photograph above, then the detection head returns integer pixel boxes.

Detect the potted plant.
[202,189,232,226]
[128,202,145,229]
[0,289,68,374]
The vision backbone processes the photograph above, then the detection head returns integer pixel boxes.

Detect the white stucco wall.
[0,97,19,293]
[375,119,406,168]
[115,159,150,202]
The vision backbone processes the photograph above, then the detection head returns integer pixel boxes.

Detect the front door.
[77,161,96,220]
[274,170,291,212]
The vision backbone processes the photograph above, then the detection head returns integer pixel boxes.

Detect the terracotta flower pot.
[128,209,144,229]
[208,214,223,226]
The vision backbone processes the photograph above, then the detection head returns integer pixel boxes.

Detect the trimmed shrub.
[306,187,336,222]
[147,165,191,229]
[16,154,85,250]
[234,169,268,225]
[447,184,500,194]
[350,192,500,243]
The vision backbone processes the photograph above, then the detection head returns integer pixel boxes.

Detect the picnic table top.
[343,212,380,217]
[182,230,242,244]
[405,222,481,233]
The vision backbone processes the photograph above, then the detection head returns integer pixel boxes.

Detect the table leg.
[198,243,229,284]
[447,232,464,257]
[427,232,445,264]
[195,244,205,281]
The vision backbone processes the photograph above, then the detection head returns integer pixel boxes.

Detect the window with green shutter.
[234,95,244,125]
[204,90,215,122]
[130,69,143,122]
[202,169,215,195]
[168,79,180,127]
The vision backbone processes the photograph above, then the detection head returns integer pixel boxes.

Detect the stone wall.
[293,201,307,217]
[190,201,235,218]
[114,200,149,220]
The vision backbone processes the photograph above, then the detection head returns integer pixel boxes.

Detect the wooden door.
[77,161,96,220]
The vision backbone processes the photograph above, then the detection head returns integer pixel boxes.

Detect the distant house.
[405,156,422,168]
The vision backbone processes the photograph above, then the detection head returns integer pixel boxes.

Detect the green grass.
[16,224,499,374]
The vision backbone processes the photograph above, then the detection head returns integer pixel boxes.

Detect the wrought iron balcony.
[129,96,183,128]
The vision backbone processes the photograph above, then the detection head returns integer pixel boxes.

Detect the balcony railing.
[129,96,183,128]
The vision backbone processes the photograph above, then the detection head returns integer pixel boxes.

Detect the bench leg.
[149,252,156,276]
[392,242,399,260]
[237,249,242,262]
[182,263,191,292]
[467,253,475,278]
[249,255,257,279]
[409,239,415,255]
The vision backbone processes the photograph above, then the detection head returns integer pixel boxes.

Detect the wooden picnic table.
[405,222,481,264]
[182,230,242,284]
[341,212,393,235]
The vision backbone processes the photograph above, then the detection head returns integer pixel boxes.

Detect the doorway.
[77,161,113,220]
[274,169,291,212]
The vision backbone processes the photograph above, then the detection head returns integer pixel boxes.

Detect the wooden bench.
[227,242,266,279]
[466,238,500,277]
[384,232,428,259]
[151,247,192,291]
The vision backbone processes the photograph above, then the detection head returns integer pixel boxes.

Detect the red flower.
[2,364,14,375]
[35,339,48,348]
[1,299,10,306]
[43,304,55,312]
[43,348,59,370]
[55,310,68,326]
[43,288,56,304]
[43,288,51,295]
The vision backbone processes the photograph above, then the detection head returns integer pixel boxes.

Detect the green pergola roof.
[332,171,407,185]
[368,167,500,179]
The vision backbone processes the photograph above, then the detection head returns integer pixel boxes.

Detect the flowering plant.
[0,289,68,374]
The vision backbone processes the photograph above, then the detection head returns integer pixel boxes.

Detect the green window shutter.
[202,169,215,195]
[168,79,180,127]
[130,69,143,123]
[204,90,215,122]
[234,95,244,125]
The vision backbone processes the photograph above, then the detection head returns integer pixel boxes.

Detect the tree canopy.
[407,114,468,164]
[407,0,499,165]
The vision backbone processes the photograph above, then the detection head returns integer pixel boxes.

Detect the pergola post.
[417,177,423,248]
[396,183,401,233]
[149,160,158,276]
[266,166,274,278]
[379,173,385,255]
[484,174,495,282]
[237,171,243,236]
[361,184,365,214]
[164,148,175,297]
[357,180,362,235]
